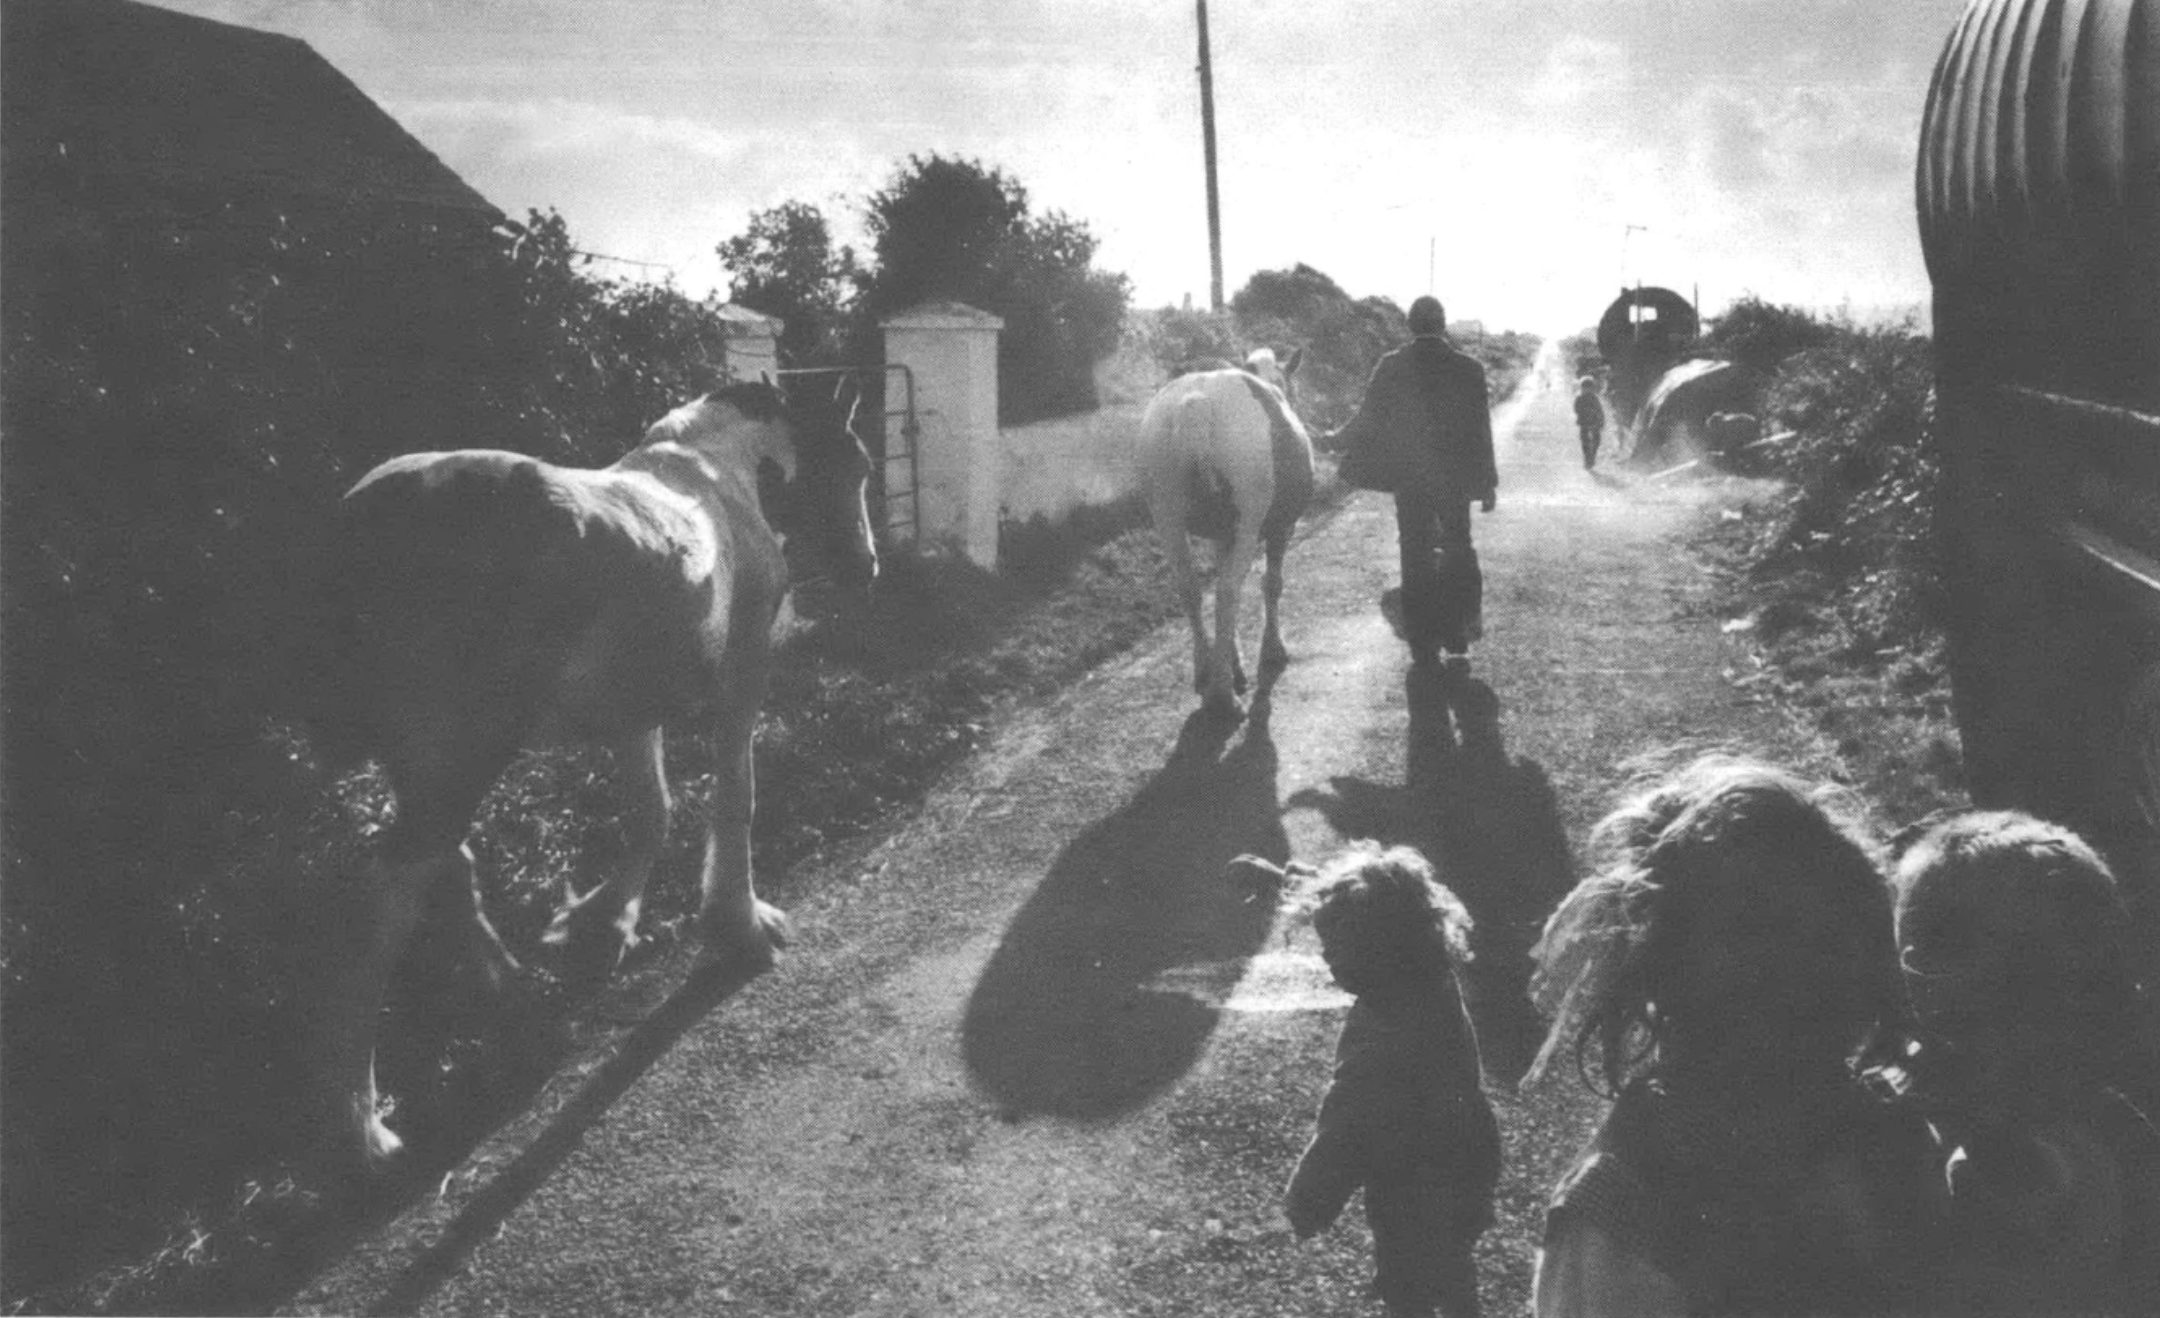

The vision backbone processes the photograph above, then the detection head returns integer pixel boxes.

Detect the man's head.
[1407,296,1446,336]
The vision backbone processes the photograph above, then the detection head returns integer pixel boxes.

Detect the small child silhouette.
[1272,842,1500,1318]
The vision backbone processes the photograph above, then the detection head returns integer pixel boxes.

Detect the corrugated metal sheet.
[1918,0,2158,408]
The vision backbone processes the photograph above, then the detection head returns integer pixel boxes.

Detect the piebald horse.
[301,377,876,1169]
[1140,348,1315,719]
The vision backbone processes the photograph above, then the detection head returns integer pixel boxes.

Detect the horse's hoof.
[694,901,789,980]
[365,1118,405,1169]
[754,899,793,951]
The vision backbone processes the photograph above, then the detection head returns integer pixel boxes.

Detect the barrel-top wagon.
[1917,0,2160,877]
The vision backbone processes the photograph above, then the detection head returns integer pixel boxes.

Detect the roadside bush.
[1697,308,1956,823]
[1699,295,1837,378]
[1233,265,1403,432]
[0,197,746,1306]
[1726,312,1940,656]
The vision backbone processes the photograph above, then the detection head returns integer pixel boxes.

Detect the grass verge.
[1688,487,1967,829]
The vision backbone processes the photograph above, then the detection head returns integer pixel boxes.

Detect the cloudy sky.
[164,0,1971,334]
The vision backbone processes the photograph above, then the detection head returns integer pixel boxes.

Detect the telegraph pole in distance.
[1196,0,1224,311]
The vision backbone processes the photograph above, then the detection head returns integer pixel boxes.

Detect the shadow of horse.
[962,697,1288,1120]
[1288,667,1576,1088]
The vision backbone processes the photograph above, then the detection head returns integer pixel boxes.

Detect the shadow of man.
[1408,667,1574,1088]
[1289,668,1575,1089]
[962,694,1288,1120]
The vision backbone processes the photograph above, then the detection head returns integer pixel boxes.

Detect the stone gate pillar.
[881,301,1003,569]
[713,303,782,382]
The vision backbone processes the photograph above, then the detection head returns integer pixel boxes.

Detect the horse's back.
[1141,370,1264,473]
[1139,370,1312,545]
[313,450,743,766]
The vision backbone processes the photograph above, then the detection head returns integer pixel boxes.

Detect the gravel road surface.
[293,343,1823,1318]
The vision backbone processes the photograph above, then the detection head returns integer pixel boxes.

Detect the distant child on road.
[1282,842,1501,1318]
[1573,377,1605,471]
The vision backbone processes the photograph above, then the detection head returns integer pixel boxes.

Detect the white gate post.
[713,303,783,381]
[881,301,1003,569]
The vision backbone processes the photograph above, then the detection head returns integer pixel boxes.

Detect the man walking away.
[1335,296,1497,669]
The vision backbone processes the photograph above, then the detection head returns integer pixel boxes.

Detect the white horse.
[1139,348,1315,719]
[297,377,876,1171]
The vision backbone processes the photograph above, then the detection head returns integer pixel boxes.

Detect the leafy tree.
[990,209,1133,419]
[852,153,1130,424]
[716,200,860,367]
[858,154,1028,324]
[1226,266,1403,432]
[1230,262,1355,326]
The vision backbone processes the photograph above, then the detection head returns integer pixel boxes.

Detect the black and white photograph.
[4,0,2157,1313]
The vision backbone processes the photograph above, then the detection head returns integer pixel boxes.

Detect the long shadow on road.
[1289,666,1576,1087]
[962,696,1287,1120]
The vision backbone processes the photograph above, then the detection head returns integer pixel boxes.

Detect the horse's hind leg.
[1154,513,1213,696]
[1259,532,1290,673]
[302,781,487,1175]
[1208,529,1261,716]
[545,726,668,978]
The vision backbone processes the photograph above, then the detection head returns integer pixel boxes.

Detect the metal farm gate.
[776,363,922,551]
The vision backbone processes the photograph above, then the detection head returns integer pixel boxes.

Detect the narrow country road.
[293,343,1828,1318]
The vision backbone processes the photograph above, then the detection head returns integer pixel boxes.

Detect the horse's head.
[777,374,880,596]
[1244,346,1304,411]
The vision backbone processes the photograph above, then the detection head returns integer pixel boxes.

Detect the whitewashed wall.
[998,401,1150,526]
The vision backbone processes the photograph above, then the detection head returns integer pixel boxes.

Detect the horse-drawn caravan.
[1139,348,1317,721]
[300,377,877,1168]
[1597,284,1700,439]
[1917,0,2160,877]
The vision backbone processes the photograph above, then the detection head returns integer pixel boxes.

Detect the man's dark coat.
[1336,336,1497,502]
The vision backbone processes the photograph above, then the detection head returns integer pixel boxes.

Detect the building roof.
[3,0,500,221]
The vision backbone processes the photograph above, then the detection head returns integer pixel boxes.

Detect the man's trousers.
[1393,493,1482,655]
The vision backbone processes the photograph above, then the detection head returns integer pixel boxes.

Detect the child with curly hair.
[1282,841,1501,1318]
[1526,755,1935,1317]
[1892,810,2160,1315]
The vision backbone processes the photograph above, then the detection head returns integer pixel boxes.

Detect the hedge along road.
[292,341,1824,1318]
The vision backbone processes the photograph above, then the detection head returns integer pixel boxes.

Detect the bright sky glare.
[160,0,1972,335]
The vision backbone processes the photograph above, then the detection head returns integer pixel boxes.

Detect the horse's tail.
[1169,393,1240,545]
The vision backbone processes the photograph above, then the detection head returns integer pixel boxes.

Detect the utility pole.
[1196,0,1224,311]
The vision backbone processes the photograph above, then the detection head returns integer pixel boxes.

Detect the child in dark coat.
[1283,842,1501,1318]
[1572,377,1605,470]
